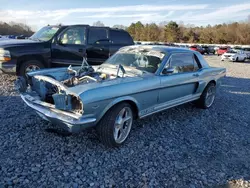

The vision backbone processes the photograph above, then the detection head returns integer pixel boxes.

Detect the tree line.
[0,22,33,36]
[126,20,250,45]
[1,19,250,45]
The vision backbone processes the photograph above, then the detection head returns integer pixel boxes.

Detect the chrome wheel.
[205,86,216,107]
[25,65,40,74]
[113,107,133,144]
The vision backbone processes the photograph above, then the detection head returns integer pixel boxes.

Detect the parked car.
[221,50,247,62]
[16,35,26,39]
[189,45,205,54]
[8,35,16,39]
[242,47,250,59]
[232,46,242,52]
[201,45,215,54]
[217,47,229,56]
[16,45,226,147]
[0,25,134,76]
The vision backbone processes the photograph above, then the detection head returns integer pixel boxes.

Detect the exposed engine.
[61,59,118,87]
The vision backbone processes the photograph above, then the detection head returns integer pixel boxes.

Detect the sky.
[0,0,249,30]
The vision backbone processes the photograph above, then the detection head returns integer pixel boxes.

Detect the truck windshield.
[30,26,59,41]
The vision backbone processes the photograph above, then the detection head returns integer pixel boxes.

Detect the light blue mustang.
[16,45,226,147]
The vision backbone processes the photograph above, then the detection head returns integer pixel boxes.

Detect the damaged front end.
[15,63,101,132]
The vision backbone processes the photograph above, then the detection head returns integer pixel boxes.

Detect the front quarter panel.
[79,75,161,122]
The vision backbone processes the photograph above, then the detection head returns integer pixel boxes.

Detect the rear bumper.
[21,94,96,133]
[0,60,17,73]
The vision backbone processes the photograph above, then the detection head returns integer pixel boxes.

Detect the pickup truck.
[0,25,134,76]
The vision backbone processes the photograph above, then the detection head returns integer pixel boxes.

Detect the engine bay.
[60,60,122,87]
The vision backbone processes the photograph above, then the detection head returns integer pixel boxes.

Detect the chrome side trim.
[139,94,200,118]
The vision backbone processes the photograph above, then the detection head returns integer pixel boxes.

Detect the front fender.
[96,96,140,123]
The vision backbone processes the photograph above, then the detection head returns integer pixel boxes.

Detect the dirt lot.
[0,56,250,188]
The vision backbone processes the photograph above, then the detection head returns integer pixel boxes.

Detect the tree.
[164,21,180,42]
[112,25,127,30]
[92,21,105,27]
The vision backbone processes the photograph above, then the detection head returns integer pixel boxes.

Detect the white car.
[221,50,247,62]
[242,48,250,59]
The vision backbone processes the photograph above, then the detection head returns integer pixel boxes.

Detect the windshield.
[103,47,166,74]
[30,26,59,41]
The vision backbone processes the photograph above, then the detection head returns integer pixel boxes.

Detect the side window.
[110,30,133,44]
[88,28,108,44]
[167,53,197,74]
[60,27,85,45]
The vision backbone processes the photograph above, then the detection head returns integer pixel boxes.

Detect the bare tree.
[92,21,105,27]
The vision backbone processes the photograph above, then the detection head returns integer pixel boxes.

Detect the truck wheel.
[195,82,216,109]
[19,60,44,77]
[96,103,134,147]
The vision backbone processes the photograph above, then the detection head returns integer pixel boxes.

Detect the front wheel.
[96,103,134,147]
[195,82,216,109]
[19,60,44,77]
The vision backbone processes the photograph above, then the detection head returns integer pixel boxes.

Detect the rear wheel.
[96,103,134,147]
[19,60,44,77]
[195,82,216,109]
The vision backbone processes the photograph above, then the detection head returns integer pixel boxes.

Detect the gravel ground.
[0,56,250,188]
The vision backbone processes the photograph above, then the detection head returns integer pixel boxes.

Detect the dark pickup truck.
[0,25,134,76]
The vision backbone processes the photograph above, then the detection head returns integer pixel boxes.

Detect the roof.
[121,45,193,53]
[46,24,125,31]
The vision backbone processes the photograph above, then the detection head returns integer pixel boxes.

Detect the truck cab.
[0,25,134,76]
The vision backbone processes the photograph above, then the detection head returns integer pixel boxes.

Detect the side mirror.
[162,67,175,75]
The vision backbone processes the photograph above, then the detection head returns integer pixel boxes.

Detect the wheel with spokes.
[96,103,134,147]
[195,82,216,109]
[19,60,44,77]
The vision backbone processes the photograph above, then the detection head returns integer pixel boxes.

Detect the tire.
[236,57,238,62]
[195,82,216,109]
[96,102,134,147]
[243,58,246,62]
[19,60,44,77]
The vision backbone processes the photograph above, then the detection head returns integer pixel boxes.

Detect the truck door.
[51,26,87,67]
[86,27,110,65]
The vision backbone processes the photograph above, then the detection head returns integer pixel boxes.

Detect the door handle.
[193,73,199,77]
[78,49,83,52]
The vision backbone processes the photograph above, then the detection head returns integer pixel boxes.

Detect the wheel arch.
[208,80,216,86]
[97,97,140,123]
[16,55,48,75]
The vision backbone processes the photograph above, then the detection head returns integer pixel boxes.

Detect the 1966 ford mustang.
[16,45,226,147]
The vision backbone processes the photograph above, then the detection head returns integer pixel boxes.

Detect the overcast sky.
[0,0,249,30]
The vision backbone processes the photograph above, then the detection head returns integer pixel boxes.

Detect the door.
[86,27,110,65]
[51,26,87,66]
[159,52,201,104]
